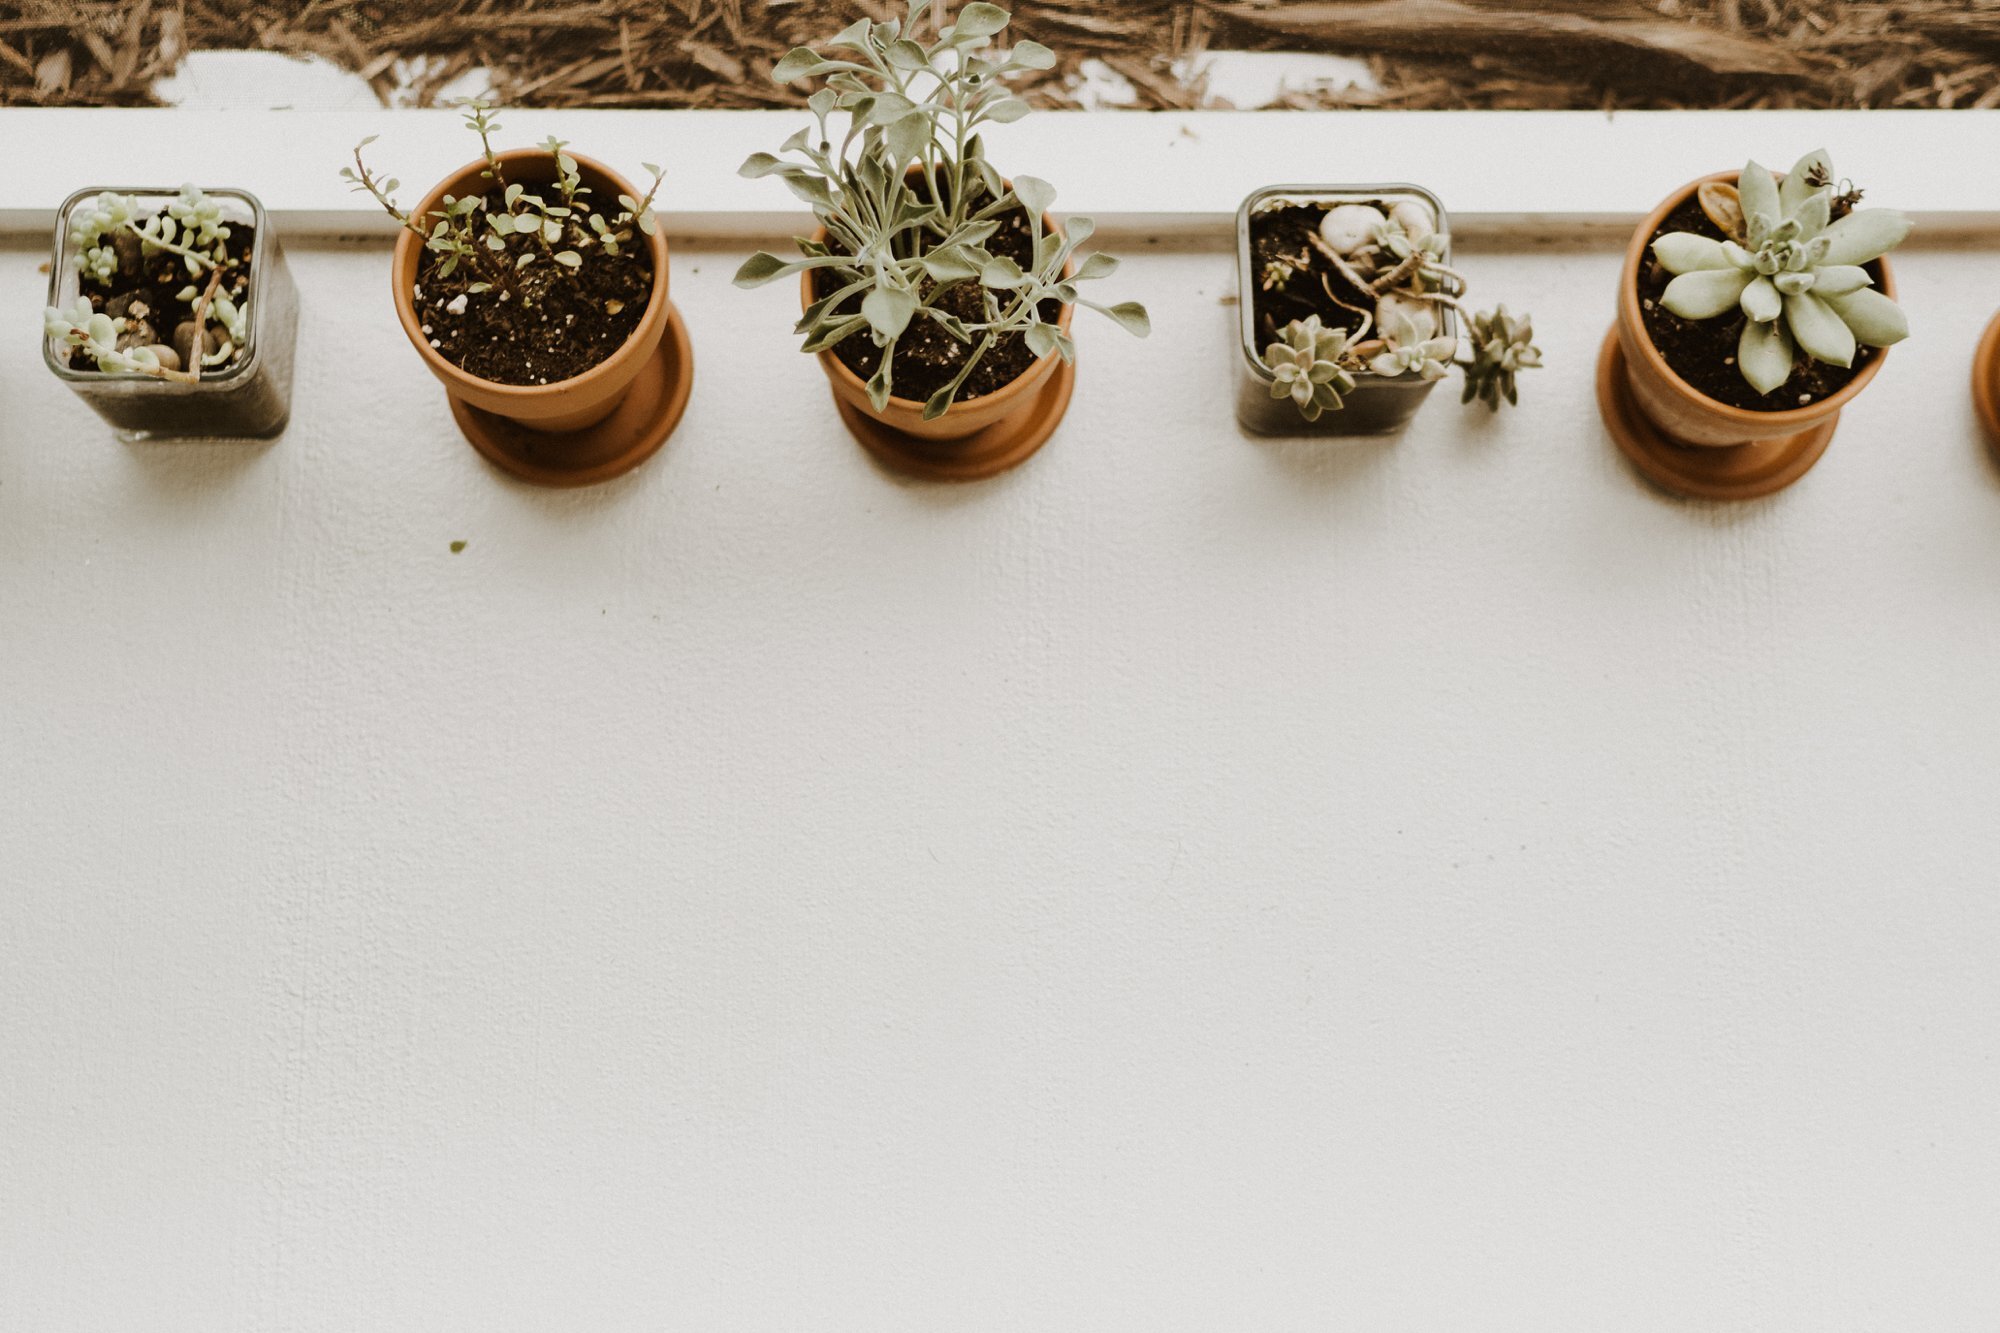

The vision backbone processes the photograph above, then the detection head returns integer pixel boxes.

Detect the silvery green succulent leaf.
[1741,275,1783,323]
[1785,291,1856,367]
[1818,210,1913,266]
[1654,233,1732,274]
[1823,288,1910,347]
[1780,149,1833,213]
[1738,317,1796,395]
[1738,160,1780,238]
[1662,268,1753,320]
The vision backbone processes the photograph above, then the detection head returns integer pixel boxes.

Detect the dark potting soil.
[1638,192,1880,412]
[1248,201,1386,352]
[414,186,653,386]
[812,191,1061,405]
[66,218,255,374]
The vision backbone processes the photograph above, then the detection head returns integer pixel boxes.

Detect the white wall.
[4,226,2000,1325]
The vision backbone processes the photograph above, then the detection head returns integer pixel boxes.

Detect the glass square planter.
[44,186,299,442]
[1235,182,1454,438]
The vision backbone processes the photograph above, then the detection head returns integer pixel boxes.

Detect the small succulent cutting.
[1652,148,1910,395]
[343,99,663,300]
[44,185,252,382]
[1258,196,1540,419]
[732,0,1148,418]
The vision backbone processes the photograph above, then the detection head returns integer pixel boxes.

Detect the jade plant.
[1257,197,1540,421]
[342,98,663,301]
[731,0,1149,418]
[44,185,252,381]
[1652,148,1910,394]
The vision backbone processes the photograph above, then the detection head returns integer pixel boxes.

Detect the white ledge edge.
[4,109,1997,243]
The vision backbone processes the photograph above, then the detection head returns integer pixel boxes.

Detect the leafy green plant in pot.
[1600,148,1910,500]
[346,101,691,488]
[734,0,1149,481]
[43,185,299,442]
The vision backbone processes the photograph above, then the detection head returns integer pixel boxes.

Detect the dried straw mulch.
[5,1,2000,111]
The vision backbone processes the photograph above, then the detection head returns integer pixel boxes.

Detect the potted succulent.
[1599,148,1911,500]
[43,185,299,441]
[343,100,690,488]
[1236,185,1539,436]
[733,1,1149,482]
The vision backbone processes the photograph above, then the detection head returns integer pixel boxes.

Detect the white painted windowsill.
[4,108,1999,238]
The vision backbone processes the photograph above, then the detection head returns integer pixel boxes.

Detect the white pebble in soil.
[1320,203,1386,256]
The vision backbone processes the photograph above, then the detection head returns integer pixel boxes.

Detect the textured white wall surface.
[4,230,2000,1331]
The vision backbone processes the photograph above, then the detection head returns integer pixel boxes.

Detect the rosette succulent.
[1461,306,1540,409]
[1653,149,1911,395]
[1264,315,1356,422]
[1367,309,1455,381]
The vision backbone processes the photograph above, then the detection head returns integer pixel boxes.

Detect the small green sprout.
[341,99,664,306]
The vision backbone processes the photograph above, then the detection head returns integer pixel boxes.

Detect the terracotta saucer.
[1973,311,2000,464]
[449,303,694,489]
[1598,327,1835,502]
[834,355,1076,482]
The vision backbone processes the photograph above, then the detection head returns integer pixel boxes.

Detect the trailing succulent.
[44,184,252,381]
[343,98,663,302]
[733,0,1148,418]
[1653,148,1910,395]
[1258,196,1540,420]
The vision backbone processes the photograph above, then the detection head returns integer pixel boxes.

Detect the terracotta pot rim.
[801,209,1077,416]
[1620,169,1895,428]
[390,147,670,402]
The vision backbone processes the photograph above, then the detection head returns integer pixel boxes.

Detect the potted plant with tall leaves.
[1598,148,1910,500]
[733,0,1148,482]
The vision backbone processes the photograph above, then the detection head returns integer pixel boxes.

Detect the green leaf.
[1074,251,1117,281]
[1012,175,1056,218]
[735,251,800,287]
[922,247,984,283]
[886,110,932,164]
[886,38,930,70]
[828,18,873,50]
[1024,323,1058,359]
[773,47,824,83]
[553,250,583,269]
[866,343,896,411]
[1007,39,1056,70]
[982,97,1030,124]
[739,152,791,179]
[954,3,1011,39]
[450,540,467,554]
[980,255,1026,288]
[862,284,917,341]
[1088,300,1151,337]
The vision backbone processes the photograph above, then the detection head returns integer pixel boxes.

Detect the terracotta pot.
[1599,169,1896,501]
[1973,311,2000,464]
[392,148,691,487]
[802,206,1077,482]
